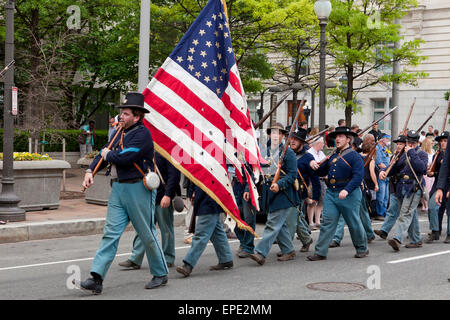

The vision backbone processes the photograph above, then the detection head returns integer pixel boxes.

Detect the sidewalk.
[0,168,187,244]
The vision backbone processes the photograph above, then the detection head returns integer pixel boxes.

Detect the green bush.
[0,129,109,152]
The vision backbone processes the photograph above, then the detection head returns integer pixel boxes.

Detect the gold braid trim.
[154,143,258,238]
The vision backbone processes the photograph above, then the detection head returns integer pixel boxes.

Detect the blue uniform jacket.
[189,184,221,216]
[437,147,450,192]
[89,122,154,181]
[155,152,181,205]
[259,144,300,213]
[387,146,428,198]
[316,146,364,194]
[296,147,321,201]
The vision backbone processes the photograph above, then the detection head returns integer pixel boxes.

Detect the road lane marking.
[0,240,240,272]
[387,250,450,264]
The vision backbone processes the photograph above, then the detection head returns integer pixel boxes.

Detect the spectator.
[79,120,95,158]
[419,131,426,144]
[420,138,435,212]
[338,119,346,126]
[375,133,391,220]
[433,129,439,137]
[108,117,116,141]
[307,137,327,229]
[428,125,434,135]
[368,123,382,142]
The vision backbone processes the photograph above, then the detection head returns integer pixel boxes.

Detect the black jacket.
[155,152,181,205]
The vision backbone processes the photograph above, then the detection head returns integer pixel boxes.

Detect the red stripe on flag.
[228,71,242,96]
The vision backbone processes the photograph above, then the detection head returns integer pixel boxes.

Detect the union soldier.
[307,126,368,261]
[435,132,450,242]
[374,135,421,245]
[379,130,428,251]
[247,123,300,265]
[426,131,449,243]
[74,92,169,294]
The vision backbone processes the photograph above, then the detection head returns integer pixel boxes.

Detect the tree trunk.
[345,67,354,127]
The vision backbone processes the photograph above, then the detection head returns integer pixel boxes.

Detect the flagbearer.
[288,127,319,253]
[307,126,368,261]
[74,92,169,294]
[247,123,300,265]
[380,130,428,251]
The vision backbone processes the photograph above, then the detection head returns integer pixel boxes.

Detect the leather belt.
[111,177,142,184]
[326,178,350,185]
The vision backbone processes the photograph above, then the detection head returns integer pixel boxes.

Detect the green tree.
[325,0,428,126]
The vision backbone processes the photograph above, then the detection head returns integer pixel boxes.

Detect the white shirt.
[308,147,326,162]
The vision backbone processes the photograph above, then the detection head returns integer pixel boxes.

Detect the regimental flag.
[142,0,264,235]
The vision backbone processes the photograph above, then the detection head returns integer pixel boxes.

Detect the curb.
[0,211,186,244]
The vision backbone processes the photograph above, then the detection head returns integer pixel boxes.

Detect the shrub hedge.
[0,129,109,152]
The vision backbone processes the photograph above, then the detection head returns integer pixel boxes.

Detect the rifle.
[271,93,307,185]
[416,106,439,133]
[81,125,124,192]
[384,98,416,176]
[0,60,14,79]
[428,99,450,175]
[306,127,333,144]
[358,106,399,137]
[363,142,378,168]
[254,90,293,129]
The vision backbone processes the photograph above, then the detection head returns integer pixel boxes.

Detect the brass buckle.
[330,178,336,184]
[403,175,410,180]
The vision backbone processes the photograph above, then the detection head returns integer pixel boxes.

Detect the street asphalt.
[1,213,449,300]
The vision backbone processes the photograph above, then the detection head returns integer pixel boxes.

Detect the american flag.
[142,0,264,235]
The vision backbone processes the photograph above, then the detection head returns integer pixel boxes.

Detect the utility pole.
[138,0,150,92]
[391,18,400,140]
[0,0,26,221]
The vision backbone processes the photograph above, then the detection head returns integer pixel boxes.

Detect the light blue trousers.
[256,207,295,257]
[314,188,368,257]
[129,204,175,265]
[183,213,233,268]
[393,190,423,244]
[380,193,421,243]
[332,196,375,245]
[90,181,168,279]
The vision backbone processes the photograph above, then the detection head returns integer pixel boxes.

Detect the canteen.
[144,171,160,190]
[172,196,185,212]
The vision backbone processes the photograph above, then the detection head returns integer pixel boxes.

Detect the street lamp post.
[314,0,332,131]
[0,0,26,222]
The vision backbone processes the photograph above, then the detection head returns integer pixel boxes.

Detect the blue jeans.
[183,213,233,268]
[90,182,168,279]
[332,196,375,244]
[380,193,421,243]
[255,207,295,257]
[314,188,368,257]
[129,204,175,265]
[376,179,389,217]
[234,201,257,254]
[393,190,423,244]
[296,201,312,245]
[429,191,450,234]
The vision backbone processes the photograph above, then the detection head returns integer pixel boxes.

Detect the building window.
[246,100,259,123]
[372,99,392,131]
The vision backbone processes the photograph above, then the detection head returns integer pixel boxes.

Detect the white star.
[214,31,219,37]
[187,56,194,62]
[188,65,194,71]
[216,88,221,94]
[227,47,232,53]
[205,41,212,47]
[206,21,212,27]
[201,62,208,69]
[224,32,229,38]
[204,76,210,83]
[188,47,195,54]
[217,53,222,60]
[218,12,223,19]
[221,68,227,74]
[212,60,217,67]
[212,14,217,21]
[199,29,206,36]
[200,50,207,58]
[213,76,218,82]
[195,71,201,78]
[192,39,199,46]
[215,42,220,48]
[176,56,183,63]
[219,76,223,81]
[219,23,223,30]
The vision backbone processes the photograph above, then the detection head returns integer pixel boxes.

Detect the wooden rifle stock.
[363,143,378,168]
[272,94,307,185]
[81,125,124,192]
[400,98,416,135]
